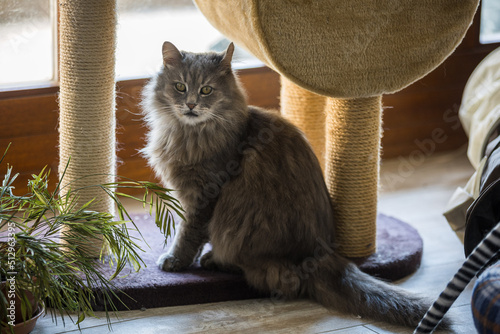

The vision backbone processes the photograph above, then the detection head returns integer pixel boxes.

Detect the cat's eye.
[200,86,213,95]
[175,82,186,92]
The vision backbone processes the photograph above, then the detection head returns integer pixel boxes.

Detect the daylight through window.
[0,0,261,89]
[480,0,500,44]
[0,0,55,88]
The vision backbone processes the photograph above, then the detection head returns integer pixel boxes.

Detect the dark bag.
[464,135,500,258]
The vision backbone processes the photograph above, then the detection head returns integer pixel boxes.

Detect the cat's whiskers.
[154,105,176,115]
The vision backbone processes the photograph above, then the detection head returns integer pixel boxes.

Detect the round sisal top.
[195,0,478,98]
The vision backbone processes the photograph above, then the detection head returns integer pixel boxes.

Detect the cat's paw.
[200,251,218,271]
[157,253,187,272]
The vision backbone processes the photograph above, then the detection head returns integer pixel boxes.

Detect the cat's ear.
[220,42,235,71]
[162,42,182,67]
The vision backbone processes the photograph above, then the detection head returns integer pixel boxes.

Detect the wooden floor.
[32,148,478,334]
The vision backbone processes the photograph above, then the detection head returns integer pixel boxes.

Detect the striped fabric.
[472,262,500,333]
[414,221,500,334]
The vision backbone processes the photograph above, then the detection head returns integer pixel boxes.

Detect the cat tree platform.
[352,214,423,280]
[92,213,422,311]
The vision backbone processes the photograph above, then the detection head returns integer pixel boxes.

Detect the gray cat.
[141,42,446,328]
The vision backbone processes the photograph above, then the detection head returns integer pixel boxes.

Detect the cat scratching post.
[325,96,382,256]
[281,80,380,257]
[280,78,326,170]
[195,0,479,279]
[58,0,117,257]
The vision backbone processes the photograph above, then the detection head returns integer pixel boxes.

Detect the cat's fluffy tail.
[307,254,450,329]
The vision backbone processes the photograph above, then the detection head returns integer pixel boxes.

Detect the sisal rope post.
[58,0,117,257]
[280,77,327,169]
[325,96,382,258]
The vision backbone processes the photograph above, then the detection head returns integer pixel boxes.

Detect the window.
[0,0,56,89]
[0,0,261,89]
[480,0,500,44]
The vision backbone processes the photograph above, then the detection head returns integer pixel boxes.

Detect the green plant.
[0,145,182,330]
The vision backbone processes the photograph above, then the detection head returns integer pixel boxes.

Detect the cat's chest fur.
[160,134,242,211]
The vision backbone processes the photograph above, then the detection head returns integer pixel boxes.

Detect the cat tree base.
[351,213,423,281]
[88,213,422,311]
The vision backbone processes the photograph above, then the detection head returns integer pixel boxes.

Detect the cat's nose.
[186,103,197,110]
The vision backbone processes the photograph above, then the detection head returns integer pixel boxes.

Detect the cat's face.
[155,42,244,127]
